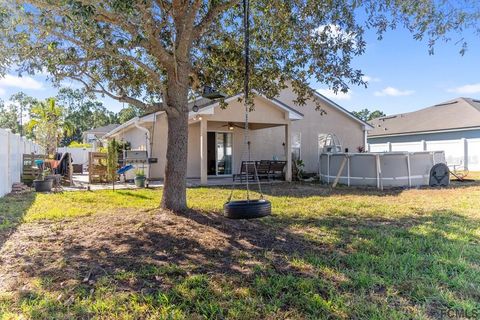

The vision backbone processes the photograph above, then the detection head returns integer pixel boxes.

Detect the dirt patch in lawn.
[0,208,320,293]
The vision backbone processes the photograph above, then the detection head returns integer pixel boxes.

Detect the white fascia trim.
[188,94,243,119]
[369,126,480,139]
[188,92,304,120]
[312,91,374,130]
[262,95,303,120]
[362,124,373,131]
[103,114,157,139]
[103,117,140,138]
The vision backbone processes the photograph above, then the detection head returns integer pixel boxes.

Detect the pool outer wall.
[319,151,446,189]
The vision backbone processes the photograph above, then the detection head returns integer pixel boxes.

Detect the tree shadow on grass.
[0,192,36,250]
[449,178,480,188]
[3,205,480,318]
[115,190,155,200]
[206,182,408,198]
[205,179,480,199]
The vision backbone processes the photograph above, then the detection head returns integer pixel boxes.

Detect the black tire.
[224,199,271,219]
[429,163,450,187]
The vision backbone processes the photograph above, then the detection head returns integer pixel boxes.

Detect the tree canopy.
[0,92,38,137]
[26,98,73,155]
[2,1,478,110]
[117,104,145,124]
[0,89,124,145]
[56,87,118,144]
[0,100,22,134]
[352,108,386,122]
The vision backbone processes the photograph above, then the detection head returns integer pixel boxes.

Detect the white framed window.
[292,132,301,161]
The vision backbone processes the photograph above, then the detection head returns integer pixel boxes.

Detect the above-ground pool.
[319,151,446,189]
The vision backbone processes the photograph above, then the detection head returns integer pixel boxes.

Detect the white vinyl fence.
[0,128,44,197]
[368,138,480,171]
[57,146,95,166]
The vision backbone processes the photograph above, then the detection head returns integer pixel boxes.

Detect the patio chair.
[269,160,287,180]
[256,160,271,180]
[233,161,257,182]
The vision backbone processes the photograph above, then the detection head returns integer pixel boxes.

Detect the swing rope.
[227,0,264,203]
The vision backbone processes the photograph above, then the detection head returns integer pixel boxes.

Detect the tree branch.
[70,75,163,111]
[193,0,240,40]
[46,28,166,91]
[153,0,170,13]
[136,0,173,67]
[175,0,202,58]
[31,0,174,66]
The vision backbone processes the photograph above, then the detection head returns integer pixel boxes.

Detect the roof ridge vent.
[434,101,458,107]
[380,115,397,121]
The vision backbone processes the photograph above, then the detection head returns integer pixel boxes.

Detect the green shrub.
[134,169,145,177]
[68,141,92,148]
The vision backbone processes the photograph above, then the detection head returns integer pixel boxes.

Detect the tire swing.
[224,0,271,219]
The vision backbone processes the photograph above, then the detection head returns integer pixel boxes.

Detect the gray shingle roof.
[84,124,120,134]
[369,98,480,137]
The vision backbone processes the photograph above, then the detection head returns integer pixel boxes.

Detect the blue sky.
[1,25,479,115]
[313,25,480,115]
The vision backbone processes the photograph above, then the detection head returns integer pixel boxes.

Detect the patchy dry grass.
[0,178,480,319]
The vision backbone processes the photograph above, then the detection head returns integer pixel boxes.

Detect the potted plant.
[294,159,305,181]
[33,168,53,192]
[134,169,146,188]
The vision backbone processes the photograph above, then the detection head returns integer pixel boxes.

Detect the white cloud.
[59,79,83,89]
[0,88,5,96]
[317,88,352,100]
[0,74,43,90]
[37,67,50,76]
[313,24,357,47]
[362,75,380,83]
[374,86,414,97]
[447,83,480,95]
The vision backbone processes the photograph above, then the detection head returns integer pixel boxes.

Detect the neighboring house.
[368,97,480,170]
[103,84,372,183]
[82,124,120,144]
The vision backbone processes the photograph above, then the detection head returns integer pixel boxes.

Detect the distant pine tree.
[352,109,386,122]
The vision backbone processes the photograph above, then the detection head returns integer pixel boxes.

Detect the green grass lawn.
[0,180,480,319]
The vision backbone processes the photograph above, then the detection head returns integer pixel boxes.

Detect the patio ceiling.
[192,120,287,130]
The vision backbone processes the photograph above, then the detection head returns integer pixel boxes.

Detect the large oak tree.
[0,0,478,211]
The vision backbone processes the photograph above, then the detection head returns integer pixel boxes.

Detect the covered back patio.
[187,94,303,185]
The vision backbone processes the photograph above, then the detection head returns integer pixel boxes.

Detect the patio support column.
[200,117,208,185]
[285,122,292,182]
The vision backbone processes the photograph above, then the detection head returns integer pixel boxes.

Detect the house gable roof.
[311,90,374,130]
[103,93,303,138]
[104,85,372,138]
[190,92,304,120]
[369,97,480,137]
[83,124,120,135]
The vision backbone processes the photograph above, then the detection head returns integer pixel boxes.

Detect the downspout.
[363,125,368,151]
[134,119,151,155]
[134,119,151,180]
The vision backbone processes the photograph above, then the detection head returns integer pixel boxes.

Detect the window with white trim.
[291,132,301,161]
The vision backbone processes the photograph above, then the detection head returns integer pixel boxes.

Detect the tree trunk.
[161,76,190,212]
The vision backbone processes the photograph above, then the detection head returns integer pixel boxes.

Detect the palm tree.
[27,98,73,156]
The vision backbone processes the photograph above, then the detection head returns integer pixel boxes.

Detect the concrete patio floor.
[62,174,283,191]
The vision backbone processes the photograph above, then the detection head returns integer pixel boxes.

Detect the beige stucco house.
[104,85,372,184]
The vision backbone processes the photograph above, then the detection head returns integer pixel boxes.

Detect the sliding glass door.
[216,132,233,175]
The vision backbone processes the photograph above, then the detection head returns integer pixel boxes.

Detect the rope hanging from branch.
[243,0,251,199]
[227,0,264,202]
